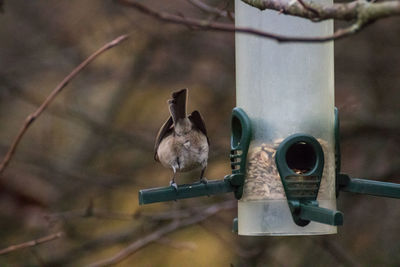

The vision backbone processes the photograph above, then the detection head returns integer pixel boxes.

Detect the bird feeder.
[138,0,400,237]
[234,0,339,235]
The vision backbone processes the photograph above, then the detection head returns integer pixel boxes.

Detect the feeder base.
[238,199,337,236]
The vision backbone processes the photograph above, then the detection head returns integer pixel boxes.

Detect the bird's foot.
[200,177,208,184]
[169,180,178,191]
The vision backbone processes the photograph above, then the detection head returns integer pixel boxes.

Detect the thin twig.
[115,0,364,42]
[0,232,64,255]
[0,34,129,175]
[187,0,234,19]
[86,200,235,267]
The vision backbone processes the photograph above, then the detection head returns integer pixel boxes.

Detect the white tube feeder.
[235,0,339,235]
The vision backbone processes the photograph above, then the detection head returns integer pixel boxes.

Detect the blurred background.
[0,0,399,266]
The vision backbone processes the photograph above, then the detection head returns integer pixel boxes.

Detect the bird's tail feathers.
[168,88,187,123]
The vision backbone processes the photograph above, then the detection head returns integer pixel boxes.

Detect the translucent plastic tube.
[235,0,336,235]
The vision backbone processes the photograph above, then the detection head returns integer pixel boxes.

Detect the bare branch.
[0,232,64,255]
[187,0,234,19]
[0,34,129,176]
[115,0,366,42]
[242,0,400,22]
[297,0,320,18]
[86,200,235,267]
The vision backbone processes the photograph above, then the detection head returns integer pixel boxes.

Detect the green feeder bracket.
[224,107,252,200]
[232,217,238,233]
[337,174,400,198]
[335,108,400,199]
[276,133,343,226]
[138,107,251,205]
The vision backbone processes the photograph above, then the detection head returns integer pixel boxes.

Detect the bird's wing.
[189,110,210,145]
[154,116,174,161]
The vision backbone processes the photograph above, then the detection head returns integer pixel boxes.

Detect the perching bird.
[154,88,209,190]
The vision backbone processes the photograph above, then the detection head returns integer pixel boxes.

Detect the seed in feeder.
[242,138,334,201]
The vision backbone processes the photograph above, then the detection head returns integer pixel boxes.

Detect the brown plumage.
[154,88,209,189]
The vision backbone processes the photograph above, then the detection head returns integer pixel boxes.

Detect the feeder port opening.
[286,141,317,174]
